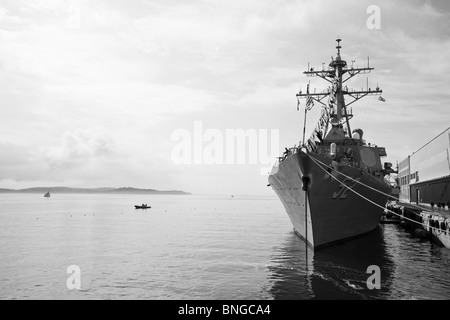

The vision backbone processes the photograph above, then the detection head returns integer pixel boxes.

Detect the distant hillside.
[0,187,191,195]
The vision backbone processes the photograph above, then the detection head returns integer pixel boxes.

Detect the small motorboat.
[135,204,151,209]
[44,191,50,198]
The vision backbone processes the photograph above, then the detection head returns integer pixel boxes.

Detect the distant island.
[0,187,191,195]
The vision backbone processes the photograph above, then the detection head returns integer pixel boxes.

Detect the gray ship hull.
[269,151,391,248]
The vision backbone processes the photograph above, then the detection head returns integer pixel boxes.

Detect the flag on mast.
[306,96,314,110]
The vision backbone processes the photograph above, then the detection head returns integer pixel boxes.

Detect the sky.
[0,0,449,195]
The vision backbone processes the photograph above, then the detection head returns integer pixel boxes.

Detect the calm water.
[1,194,450,300]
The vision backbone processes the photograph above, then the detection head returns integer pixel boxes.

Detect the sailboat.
[44,191,50,198]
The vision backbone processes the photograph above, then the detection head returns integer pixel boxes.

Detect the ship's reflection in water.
[267,227,396,299]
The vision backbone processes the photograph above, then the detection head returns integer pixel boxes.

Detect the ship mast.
[297,39,383,143]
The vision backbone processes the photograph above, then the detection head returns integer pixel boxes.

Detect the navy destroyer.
[269,39,395,248]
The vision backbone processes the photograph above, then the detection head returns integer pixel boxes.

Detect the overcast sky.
[0,0,449,195]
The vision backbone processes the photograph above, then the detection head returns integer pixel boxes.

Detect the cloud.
[0,142,46,181]
[0,6,6,20]
[36,127,116,169]
[0,142,30,167]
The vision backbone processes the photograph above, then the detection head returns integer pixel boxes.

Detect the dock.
[385,201,450,248]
